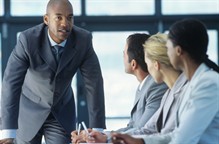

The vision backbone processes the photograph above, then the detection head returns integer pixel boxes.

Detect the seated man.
[71,33,168,143]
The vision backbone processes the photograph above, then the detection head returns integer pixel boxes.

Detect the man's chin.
[59,36,68,42]
[58,33,69,39]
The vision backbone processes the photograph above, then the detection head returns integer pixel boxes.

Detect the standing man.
[0,0,105,143]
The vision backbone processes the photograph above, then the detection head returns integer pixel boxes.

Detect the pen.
[77,123,81,135]
[81,121,89,134]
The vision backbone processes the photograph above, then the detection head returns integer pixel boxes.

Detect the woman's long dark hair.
[168,18,219,73]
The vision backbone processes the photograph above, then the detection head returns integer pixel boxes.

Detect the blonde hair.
[143,33,172,67]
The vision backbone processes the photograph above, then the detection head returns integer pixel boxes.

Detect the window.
[162,0,219,15]
[207,30,218,64]
[86,0,155,16]
[0,32,2,118]
[0,0,3,16]
[11,0,81,16]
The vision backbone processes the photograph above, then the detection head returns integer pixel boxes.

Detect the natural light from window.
[10,0,81,16]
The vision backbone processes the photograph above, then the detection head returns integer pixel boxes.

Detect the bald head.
[46,0,73,14]
[44,0,74,44]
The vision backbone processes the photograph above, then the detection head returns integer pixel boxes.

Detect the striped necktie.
[53,45,63,62]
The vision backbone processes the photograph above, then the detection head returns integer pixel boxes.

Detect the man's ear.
[43,14,49,25]
[176,45,183,56]
[131,59,137,70]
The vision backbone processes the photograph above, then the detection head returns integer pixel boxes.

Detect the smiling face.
[44,0,74,44]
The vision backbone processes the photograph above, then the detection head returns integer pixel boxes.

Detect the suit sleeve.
[79,33,106,129]
[1,32,29,129]
[142,132,172,144]
[116,120,134,133]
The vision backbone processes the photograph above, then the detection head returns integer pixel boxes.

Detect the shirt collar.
[47,30,67,47]
[139,75,149,91]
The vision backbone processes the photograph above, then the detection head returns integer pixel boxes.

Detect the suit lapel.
[38,27,57,72]
[57,30,77,74]
[130,88,141,116]
[162,90,174,125]
[156,90,169,132]
[130,75,151,116]
[162,73,188,126]
[133,88,141,107]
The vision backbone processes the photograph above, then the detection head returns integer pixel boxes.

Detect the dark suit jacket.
[1,23,106,141]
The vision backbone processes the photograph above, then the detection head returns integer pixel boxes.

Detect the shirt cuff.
[1,129,16,139]
[92,128,104,132]
[106,135,112,143]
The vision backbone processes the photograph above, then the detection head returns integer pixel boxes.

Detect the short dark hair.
[126,33,150,73]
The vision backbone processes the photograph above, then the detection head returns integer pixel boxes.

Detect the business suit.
[171,63,219,144]
[117,75,168,133]
[132,73,187,135]
[1,23,105,141]
[142,63,219,144]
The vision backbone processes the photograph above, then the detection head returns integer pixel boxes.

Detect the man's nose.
[61,18,68,27]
